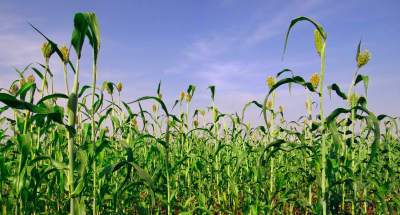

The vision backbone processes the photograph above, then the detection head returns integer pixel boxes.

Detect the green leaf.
[28,23,76,73]
[207,85,215,101]
[82,12,101,66]
[128,96,169,117]
[0,93,51,114]
[282,16,326,61]
[71,13,89,59]
[354,74,369,97]
[327,83,348,100]
[356,38,362,63]
[37,93,69,105]
[17,133,31,174]
[157,79,161,94]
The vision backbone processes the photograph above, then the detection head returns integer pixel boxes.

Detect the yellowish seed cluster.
[194,119,199,128]
[266,76,275,89]
[349,93,358,106]
[10,83,19,95]
[306,102,312,110]
[117,82,123,92]
[310,73,320,89]
[59,45,70,63]
[157,92,162,100]
[201,109,205,116]
[132,118,137,126]
[267,100,273,109]
[28,74,35,83]
[185,93,192,102]
[152,104,156,113]
[314,29,323,57]
[19,77,26,86]
[279,105,283,112]
[180,91,185,102]
[41,42,52,59]
[105,85,112,95]
[357,50,371,68]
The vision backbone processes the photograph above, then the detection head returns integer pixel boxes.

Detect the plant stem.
[67,59,81,215]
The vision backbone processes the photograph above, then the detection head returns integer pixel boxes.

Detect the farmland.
[0,12,399,215]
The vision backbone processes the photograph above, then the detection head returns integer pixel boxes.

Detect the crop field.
[0,12,399,215]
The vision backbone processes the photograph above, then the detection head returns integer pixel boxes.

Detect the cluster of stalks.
[0,13,398,215]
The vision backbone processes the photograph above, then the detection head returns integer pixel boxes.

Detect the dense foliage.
[0,12,399,215]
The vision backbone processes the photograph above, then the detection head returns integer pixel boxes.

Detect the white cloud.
[164,62,188,74]
[185,36,236,60]
[245,0,322,45]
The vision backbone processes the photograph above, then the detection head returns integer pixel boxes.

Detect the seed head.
[152,104,156,113]
[360,94,365,98]
[180,91,185,102]
[267,100,273,109]
[116,82,123,92]
[279,105,283,112]
[310,73,320,89]
[267,122,271,128]
[201,109,205,116]
[248,120,251,130]
[105,85,113,95]
[59,45,70,63]
[384,120,387,126]
[280,118,283,123]
[75,116,79,125]
[266,76,275,89]
[185,93,192,102]
[27,74,35,83]
[314,29,324,57]
[19,77,26,86]
[306,102,312,110]
[357,50,371,68]
[214,108,218,116]
[10,83,19,95]
[168,119,172,127]
[258,130,261,135]
[132,118,137,126]
[41,42,53,59]
[194,119,199,128]
[157,92,162,100]
[290,125,293,130]
[349,93,358,106]
[105,127,109,133]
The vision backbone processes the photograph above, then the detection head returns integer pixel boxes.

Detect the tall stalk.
[91,61,98,214]
[319,41,327,215]
[67,58,81,214]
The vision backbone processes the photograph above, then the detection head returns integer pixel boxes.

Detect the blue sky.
[0,0,399,129]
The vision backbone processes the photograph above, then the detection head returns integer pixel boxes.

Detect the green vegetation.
[0,12,398,215]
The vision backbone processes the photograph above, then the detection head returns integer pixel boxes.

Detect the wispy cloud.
[185,36,236,60]
[245,0,322,45]
[164,62,188,74]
